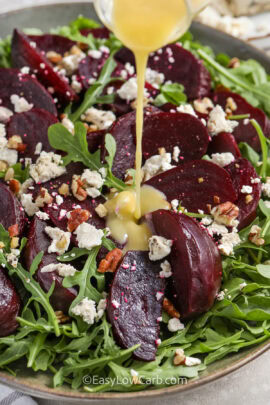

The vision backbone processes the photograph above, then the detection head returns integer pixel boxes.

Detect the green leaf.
[257,264,270,279]
[105,133,116,171]
[0,224,10,250]
[250,119,268,178]
[238,142,259,167]
[30,252,44,276]
[0,341,29,366]
[0,35,11,68]
[154,82,187,106]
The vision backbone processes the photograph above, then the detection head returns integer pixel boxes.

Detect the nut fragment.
[10,237,19,249]
[98,248,123,273]
[193,97,214,114]
[0,161,8,171]
[35,188,53,207]
[198,177,204,183]
[225,97,237,115]
[173,349,186,366]
[95,204,108,218]
[7,135,23,150]
[4,168,14,182]
[8,224,19,237]
[213,195,220,204]
[0,242,5,249]
[228,57,240,69]
[55,310,70,324]
[46,51,62,64]
[67,208,91,232]
[245,195,253,204]
[9,179,21,194]
[71,175,87,201]
[162,297,180,319]
[248,225,265,246]
[211,201,239,227]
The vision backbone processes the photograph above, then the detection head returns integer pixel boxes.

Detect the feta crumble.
[176,104,197,117]
[241,185,253,194]
[35,211,49,221]
[61,52,86,75]
[159,260,172,278]
[149,235,173,261]
[10,94,33,113]
[117,77,149,101]
[218,232,241,256]
[172,146,181,163]
[142,153,175,181]
[20,193,38,216]
[81,169,104,198]
[34,142,43,155]
[62,116,75,135]
[262,178,270,198]
[45,226,71,255]
[0,106,13,123]
[0,148,18,166]
[112,299,121,309]
[74,223,103,250]
[96,298,107,320]
[210,152,235,168]
[168,317,185,332]
[41,263,77,277]
[82,107,116,130]
[29,151,66,183]
[193,97,214,114]
[145,68,165,89]
[207,105,238,136]
[71,297,97,325]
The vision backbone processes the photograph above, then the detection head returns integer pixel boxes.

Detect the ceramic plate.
[0,2,270,402]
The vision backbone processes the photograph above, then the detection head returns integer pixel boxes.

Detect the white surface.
[0,0,270,404]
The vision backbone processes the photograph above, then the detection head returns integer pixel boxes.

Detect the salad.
[0,15,270,393]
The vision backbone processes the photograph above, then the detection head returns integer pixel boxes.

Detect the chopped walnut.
[8,224,19,237]
[55,310,70,324]
[248,225,265,246]
[198,177,204,183]
[0,161,8,171]
[211,201,239,227]
[228,57,240,68]
[158,147,166,156]
[226,97,237,114]
[193,97,214,114]
[7,135,23,150]
[9,179,21,194]
[98,248,123,273]
[173,349,186,366]
[46,51,62,64]
[58,183,70,197]
[245,195,253,204]
[71,175,87,201]
[4,168,14,182]
[35,188,53,207]
[67,208,91,232]
[163,297,180,319]
[213,195,220,204]
[70,45,83,55]
[95,204,108,218]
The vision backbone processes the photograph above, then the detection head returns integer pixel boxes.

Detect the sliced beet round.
[115,44,211,100]
[28,34,76,55]
[11,29,78,106]
[7,108,58,161]
[142,112,209,161]
[225,158,261,229]
[80,27,110,39]
[148,210,222,319]
[208,132,241,158]
[212,91,270,152]
[78,54,109,89]
[145,160,237,213]
[0,267,21,337]
[24,217,77,312]
[107,250,165,362]
[0,182,26,235]
[0,68,57,116]
[87,129,105,153]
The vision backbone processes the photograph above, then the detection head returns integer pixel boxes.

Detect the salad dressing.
[104,0,192,249]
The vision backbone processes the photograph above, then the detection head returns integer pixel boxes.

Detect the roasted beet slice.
[87,129,105,153]
[7,108,58,161]
[225,158,261,229]
[78,54,108,89]
[11,30,77,105]
[0,68,57,116]
[115,44,211,100]
[28,34,76,55]
[0,182,25,235]
[148,210,222,319]
[142,112,209,161]
[80,27,110,39]
[145,160,237,213]
[0,267,21,337]
[208,132,241,158]
[212,91,270,152]
[107,250,165,361]
[24,217,77,312]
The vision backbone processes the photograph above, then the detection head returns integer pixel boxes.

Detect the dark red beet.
[225,158,261,229]
[142,112,209,161]
[78,54,109,89]
[212,91,270,152]
[208,132,241,158]
[0,267,21,337]
[0,68,57,116]
[11,30,77,105]
[148,210,222,319]
[0,182,25,235]
[24,217,77,312]
[28,34,76,55]
[7,108,58,161]
[115,44,211,100]
[145,160,237,213]
[107,250,165,361]
[87,129,105,153]
[80,27,110,39]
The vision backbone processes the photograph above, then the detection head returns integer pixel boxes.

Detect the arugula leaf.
[0,163,30,183]
[238,142,260,167]
[0,35,11,68]
[250,119,268,178]
[154,82,187,107]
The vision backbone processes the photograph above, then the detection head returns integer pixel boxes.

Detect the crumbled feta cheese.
[172,146,181,163]
[171,199,179,212]
[45,226,71,255]
[156,291,164,301]
[20,66,30,74]
[61,52,85,75]
[0,123,6,139]
[112,299,120,309]
[6,251,19,267]
[74,223,103,250]
[96,298,107,320]
[20,193,38,216]
[241,185,253,194]
[35,211,49,221]
[218,232,241,256]
[193,97,214,114]
[216,290,226,301]
[125,62,135,76]
[142,153,175,181]
[88,49,102,59]
[0,148,18,166]
[117,77,149,101]
[82,107,116,130]
[71,75,82,93]
[250,177,261,184]
[207,222,228,237]
[41,263,77,277]
[71,297,97,325]
[201,217,213,226]
[81,169,104,198]
[239,282,247,290]
[56,195,64,205]
[62,116,75,135]
[149,235,173,261]
[159,260,172,278]
[243,118,250,125]
[210,152,235,168]
[185,356,201,367]
[30,151,66,183]
[34,142,43,155]
[145,68,164,88]
[168,317,185,332]
[10,94,33,113]
[0,106,13,123]
[207,105,238,136]
[176,104,198,117]
[262,178,270,197]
